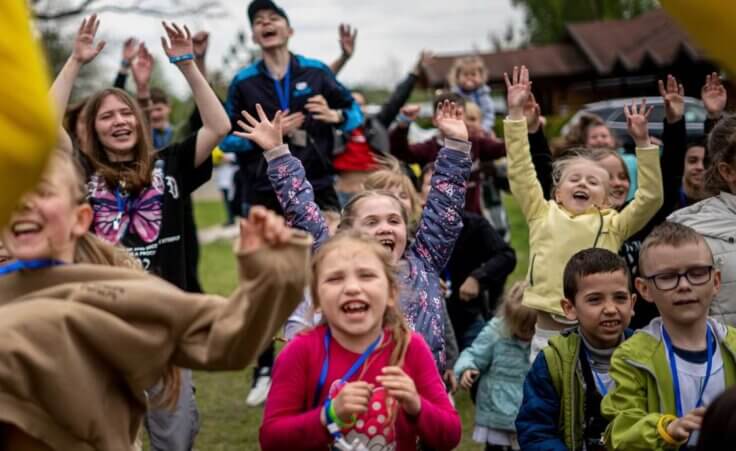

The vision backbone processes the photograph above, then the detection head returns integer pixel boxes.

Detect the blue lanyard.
[313,327,383,407]
[581,346,610,396]
[271,63,291,111]
[662,324,715,417]
[0,259,64,276]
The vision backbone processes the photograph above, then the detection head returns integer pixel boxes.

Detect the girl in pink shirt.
[259,232,462,451]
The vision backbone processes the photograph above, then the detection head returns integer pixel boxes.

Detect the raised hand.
[338,24,357,58]
[523,92,542,133]
[331,381,373,423]
[435,100,468,141]
[235,104,284,150]
[73,14,106,65]
[376,366,421,416]
[121,37,138,64]
[305,95,342,124]
[624,99,653,148]
[460,369,479,390]
[702,72,727,119]
[504,65,532,120]
[131,43,154,89]
[239,206,293,253]
[658,74,685,124]
[192,31,210,59]
[161,21,194,62]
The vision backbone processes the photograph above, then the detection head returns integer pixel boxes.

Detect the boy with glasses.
[602,221,736,450]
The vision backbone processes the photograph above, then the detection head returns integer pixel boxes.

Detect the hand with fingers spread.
[702,72,727,119]
[523,92,542,133]
[305,95,342,124]
[235,104,283,150]
[624,99,653,148]
[131,43,154,91]
[435,100,468,141]
[73,14,106,65]
[239,205,293,253]
[658,74,685,124]
[331,381,374,424]
[161,21,194,64]
[121,37,138,65]
[459,369,479,390]
[504,65,532,121]
[338,24,357,59]
[666,407,706,443]
[376,366,421,416]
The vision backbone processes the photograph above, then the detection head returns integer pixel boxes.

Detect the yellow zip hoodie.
[0,234,310,451]
[505,119,663,315]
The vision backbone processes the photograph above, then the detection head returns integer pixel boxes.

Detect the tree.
[512,0,659,44]
[31,0,226,21]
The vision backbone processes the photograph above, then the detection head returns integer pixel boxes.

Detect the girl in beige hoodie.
[0,154,310,451]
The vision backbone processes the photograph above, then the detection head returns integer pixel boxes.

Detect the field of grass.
[180,196,530,450]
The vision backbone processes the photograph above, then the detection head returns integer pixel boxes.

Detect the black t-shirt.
[85,134,212,289]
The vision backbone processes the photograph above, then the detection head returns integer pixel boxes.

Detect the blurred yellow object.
[212,147,224,166]
[0,1,57,227]
[661,0,736,75]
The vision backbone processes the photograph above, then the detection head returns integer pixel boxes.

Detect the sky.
[58,0,525,97]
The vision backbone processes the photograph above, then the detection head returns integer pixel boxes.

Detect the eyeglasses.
[642,266,714,291]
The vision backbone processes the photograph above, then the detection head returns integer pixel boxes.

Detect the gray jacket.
[668,192,736,325]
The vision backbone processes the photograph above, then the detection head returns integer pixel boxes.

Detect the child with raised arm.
[0,153,309,451]
[504,66,663,360]
[516,248,636,451]
[602,221,736,450]
[235,101,472,372]
[260,232,461,450]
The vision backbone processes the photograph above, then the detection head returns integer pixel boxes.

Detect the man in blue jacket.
[221,0,363,215]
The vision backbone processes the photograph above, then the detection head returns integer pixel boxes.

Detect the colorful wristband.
[327,399,356,429]
[169,53,194,64]
[656,414,687,446]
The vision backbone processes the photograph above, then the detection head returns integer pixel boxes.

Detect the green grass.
[182,196,530,451]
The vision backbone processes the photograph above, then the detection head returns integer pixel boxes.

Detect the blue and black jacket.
[221,53,363,197]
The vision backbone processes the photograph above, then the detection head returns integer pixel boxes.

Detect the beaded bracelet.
[169,53,194,64]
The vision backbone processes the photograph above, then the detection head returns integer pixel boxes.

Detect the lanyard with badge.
[662,324,715,417]
[581,346,611,396]
[0,259,64,276]
[313,327,381,451]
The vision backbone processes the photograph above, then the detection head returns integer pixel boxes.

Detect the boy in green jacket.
[516,248,636,451]
[603,221,736,450]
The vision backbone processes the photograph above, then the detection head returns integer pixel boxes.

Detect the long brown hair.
[54,152,181,410]
[83,88,154,193]
[705,114,736,195]
[310,231,411,369]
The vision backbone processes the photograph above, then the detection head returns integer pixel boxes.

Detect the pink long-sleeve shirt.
[260,325,462,450]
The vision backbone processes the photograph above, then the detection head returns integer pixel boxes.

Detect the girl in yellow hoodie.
[504,66,663,361]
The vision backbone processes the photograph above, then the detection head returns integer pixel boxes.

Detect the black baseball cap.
[248,0,289,25]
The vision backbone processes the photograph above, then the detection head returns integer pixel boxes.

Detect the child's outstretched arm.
[504,66,549,221]
[50,15,106,154]
[613,100,664,238]
[235,104,330,252]
[515,353,568,451]
[411,101,472,273]
[161,22,230,167]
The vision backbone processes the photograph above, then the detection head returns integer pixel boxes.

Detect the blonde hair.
[339,190,409,233]
[500,281,536,338]
[551,149,610,199]
[311,231,411,370]
[447,56,488,88]
[363,168,422,232]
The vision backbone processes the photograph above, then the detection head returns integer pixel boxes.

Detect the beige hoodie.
[0,234,311,451]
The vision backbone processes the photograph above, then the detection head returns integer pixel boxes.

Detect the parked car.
[561,96,707,150]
